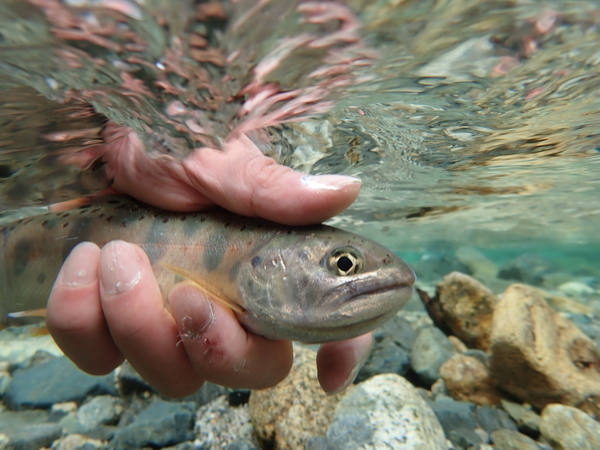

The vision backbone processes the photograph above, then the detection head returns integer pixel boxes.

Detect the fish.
[0,196,416,343]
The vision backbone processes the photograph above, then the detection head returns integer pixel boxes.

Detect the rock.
[463,349,489,365]
[448,428,483,450]
[410,326,456,385]
[413,250,471,282]
[498,254,560,286]
[490,429,543,450]
[77,395,123,430]
[3,423,62,450]
[195,396,256,449]
[4,357,117,410]
[488,284,600,416]
[539,404,600,450]
[249,346,344,449]
[0,370,10,396]
[223,439,259,450]
[428,399,477,437]
[111,398,196,449]
[433,272,498,350]
[51,433,106,450]
[475,405,517,434]
[327,373,447,449]
[357,314,415,382]
[439,354,502,405]
[0,329,62,366]
[500,400,541,436]
[558,281,594,296]
[455,246,498,280]
[448,335,468,353]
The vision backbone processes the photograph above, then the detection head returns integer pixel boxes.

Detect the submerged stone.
[4,356,117,410]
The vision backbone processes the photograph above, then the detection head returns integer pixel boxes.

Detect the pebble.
[440,354,502,405]
[558,281,595,296]
[410,326,456,385]
[428,399,477,436]
[498,254,560,286]
[539,404,600,450]
[51,434,106,450]
[475,405,517,434]
[2,423,62,450]
[434,272,498,350]
[499,400,541,436]
[490,429,543,450]
[194,395,257,449]
[77,395,123,430]
[488,284,600,417]
[326,373,447,449]
[249,346,345,449]
[4,356,117,410]
[455,246,499,282]
[447,428,482,450]
[357,314,415,382]
[111,398,196,449]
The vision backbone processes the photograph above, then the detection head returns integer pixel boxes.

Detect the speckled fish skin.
[0,196,416,343]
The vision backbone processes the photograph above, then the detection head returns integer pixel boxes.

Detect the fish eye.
[328,246,363,276]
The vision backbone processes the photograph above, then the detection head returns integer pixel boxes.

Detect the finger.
[316,333,373,395]
[104,127,361,224]
[168,283,293,389]
[183,134,362,224]
[46,242,124,375]
[98,241,204,397]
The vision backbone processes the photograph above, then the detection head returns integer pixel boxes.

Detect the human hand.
[46,127,372,397]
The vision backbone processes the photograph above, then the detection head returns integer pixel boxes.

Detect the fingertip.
[47,242,124,375]
[317,333,373,395]
[169,284,293,389]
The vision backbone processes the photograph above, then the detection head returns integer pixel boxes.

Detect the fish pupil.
[337,256,354,273]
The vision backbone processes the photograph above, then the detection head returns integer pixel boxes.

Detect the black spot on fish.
[162,218,169,224]
[23,217,34,225]
[240,225,246,232]
[120,222,126,228]
[180,216,186,221]
[251,256,262,267]
[60,212,70,218]
[13,238,33,276]
[106,199,121,204]
[138,215,145,221]
[91,208,100,213]
[37,273,46,284]
[204,230,228,272]
[62,222,69,228]
[106,216,113,222]
[41,220,49,227]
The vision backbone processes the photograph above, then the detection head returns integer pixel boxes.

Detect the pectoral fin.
[161,262,245,314]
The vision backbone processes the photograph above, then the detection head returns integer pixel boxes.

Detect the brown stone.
[248,346,345,449]
[440,354,502,405]
[434,272,498,350]
[488,284,600,417]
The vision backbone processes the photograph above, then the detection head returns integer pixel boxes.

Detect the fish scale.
[0,196,416,343]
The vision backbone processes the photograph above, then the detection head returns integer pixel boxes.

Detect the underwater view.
[1,0,600,449]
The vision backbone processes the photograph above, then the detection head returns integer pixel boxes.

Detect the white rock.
[328,373,447,450]
[540,404,600,450]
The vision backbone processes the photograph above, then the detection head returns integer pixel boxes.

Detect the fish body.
[0,196,415,343]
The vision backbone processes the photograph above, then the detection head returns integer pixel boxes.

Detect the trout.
[0,196,415,343]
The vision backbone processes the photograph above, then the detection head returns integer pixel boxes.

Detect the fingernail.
[100,241,142,295]
[61,242,98,287]
[169,285,214,340]
[301,174,361,191]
